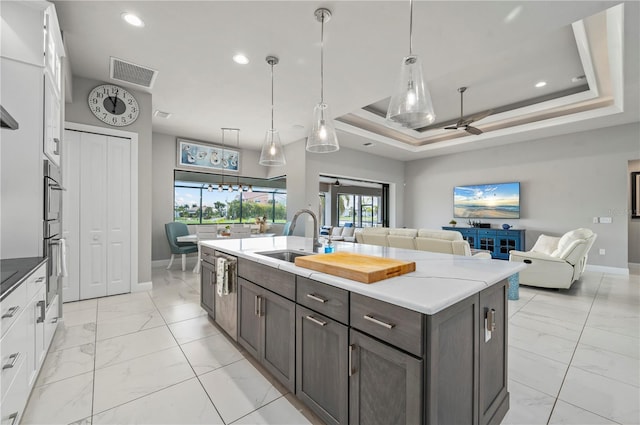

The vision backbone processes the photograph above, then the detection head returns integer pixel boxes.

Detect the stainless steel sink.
[256,250,312,263]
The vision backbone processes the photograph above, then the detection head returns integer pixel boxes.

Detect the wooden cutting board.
[294,252,416,284]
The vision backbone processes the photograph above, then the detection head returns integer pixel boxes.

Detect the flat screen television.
[453,182,520,219]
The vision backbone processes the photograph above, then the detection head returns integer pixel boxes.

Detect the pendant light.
[386,0,435,129]
[259,56,286,166]
[306,8,339,153]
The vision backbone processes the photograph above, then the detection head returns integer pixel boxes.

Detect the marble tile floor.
[20,266,639,424]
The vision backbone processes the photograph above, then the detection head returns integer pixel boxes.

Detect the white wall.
[405,123,640,269]
[629,159,640,263]
[65,76,153,283]
[151,132,268,260]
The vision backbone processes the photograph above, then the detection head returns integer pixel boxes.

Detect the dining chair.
[165,222,198,271]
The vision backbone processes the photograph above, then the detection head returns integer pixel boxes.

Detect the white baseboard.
[585,264,629,275]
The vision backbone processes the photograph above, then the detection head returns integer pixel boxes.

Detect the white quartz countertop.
[201,236,526,315]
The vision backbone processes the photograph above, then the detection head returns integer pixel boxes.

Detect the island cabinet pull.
[306,293,327,304]
[348,344,356,377]
[2,306,19,319]
[2,352,19,370]
[254,296,259,316]
[8,412,18,425]
[304,315,327,327]
[37,300,45,323]
[256,296,263,317]
[35,276,45,283]
[363,314,395,329]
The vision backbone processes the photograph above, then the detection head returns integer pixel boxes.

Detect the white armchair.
[509,228,597,289]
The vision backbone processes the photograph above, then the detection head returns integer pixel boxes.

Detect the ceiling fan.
[444,87,492,135]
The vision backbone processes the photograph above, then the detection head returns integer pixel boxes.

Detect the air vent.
[110,57,158,89]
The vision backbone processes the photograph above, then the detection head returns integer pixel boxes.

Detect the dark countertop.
[1,257,47,301]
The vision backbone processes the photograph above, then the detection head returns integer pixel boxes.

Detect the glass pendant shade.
[259,129,286,166]
[306,103,339,153]
[386,55,435,129]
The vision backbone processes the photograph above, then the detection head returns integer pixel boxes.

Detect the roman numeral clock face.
[88,84,139,127]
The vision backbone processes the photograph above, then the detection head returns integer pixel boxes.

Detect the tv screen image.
[454,182,520,219]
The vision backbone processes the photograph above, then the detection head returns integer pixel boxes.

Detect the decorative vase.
[502,224,512,230]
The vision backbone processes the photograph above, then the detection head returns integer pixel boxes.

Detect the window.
[173,172,287,225]
[337,193,381,227]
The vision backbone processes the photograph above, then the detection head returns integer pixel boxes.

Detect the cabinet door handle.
[35,276,45,283]
[2,352,19,370]
[348,344,355,377]
[53,138,60,155]
[486,309,496,332]
[8,412,18,425]
[1,306,19,319]
[37,300,46,323]
[306,293,327,304]
[258,296,263,317]
[255,295,259,316]
[304,315,327,327]
[363,314,395,329]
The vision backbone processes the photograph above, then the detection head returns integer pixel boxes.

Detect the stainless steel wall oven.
[43,159,63,307]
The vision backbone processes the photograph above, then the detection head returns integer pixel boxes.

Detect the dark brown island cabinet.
[200,245,509,425]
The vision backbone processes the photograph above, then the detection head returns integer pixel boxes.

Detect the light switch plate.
[600,217,612,223]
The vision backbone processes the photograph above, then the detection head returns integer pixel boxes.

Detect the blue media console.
[442,227,526,260]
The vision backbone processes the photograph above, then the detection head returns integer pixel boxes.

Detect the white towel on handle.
[59,238,68,277]
[216,257,228,296]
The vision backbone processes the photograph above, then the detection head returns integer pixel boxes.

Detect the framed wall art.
[176,138,240,173]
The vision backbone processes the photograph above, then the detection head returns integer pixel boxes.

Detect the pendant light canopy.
[306,8,339,153]
[259,56,286,166]
[386,0,436,129]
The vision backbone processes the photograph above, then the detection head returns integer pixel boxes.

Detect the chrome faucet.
[288,209,322,248]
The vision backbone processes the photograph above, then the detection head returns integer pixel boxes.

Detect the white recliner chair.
[509,228,597,289]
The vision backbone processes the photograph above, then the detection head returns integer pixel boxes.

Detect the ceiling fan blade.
[444,125,459,130]
[469,109,493,123]
[465,125,483,135]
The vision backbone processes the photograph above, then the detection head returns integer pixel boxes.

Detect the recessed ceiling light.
[154,110,172,119]
[121,13,144,27]
[571,75,586,83]
[233,54,249,65]
[535,81,547,88]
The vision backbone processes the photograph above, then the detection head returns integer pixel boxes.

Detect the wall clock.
[87,84,139,127]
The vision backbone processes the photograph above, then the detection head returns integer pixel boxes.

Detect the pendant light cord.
[409,0,414,55]
[320,12,325,105]
[270,62,275,130]
[221,129,225,186]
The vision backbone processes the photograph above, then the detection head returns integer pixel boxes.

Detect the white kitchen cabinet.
[0,262,48,425]
[43,5,65,166]
[44,75,62,166]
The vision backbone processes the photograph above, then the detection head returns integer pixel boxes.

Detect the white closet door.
[79,132,108,299]
[106,136,131,296]
[62,130,80,302]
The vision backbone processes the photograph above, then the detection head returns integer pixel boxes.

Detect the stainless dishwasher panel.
[213,251,238,341]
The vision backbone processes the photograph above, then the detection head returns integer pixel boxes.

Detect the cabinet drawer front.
[296,277,349,325]
[350,293,423,357]
[201,245,215,262]
[238,258,295,300]
[1,306,29,402]
[0,349,28,425]
[1,283,27,339]
[477,229,496,237]
[25,264,47,301]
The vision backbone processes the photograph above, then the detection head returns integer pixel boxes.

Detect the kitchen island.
[200,236,525,425]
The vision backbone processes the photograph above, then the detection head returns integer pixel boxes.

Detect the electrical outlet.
[600,217,612,224]
[599,248,606,255]
[593,217,599,223]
